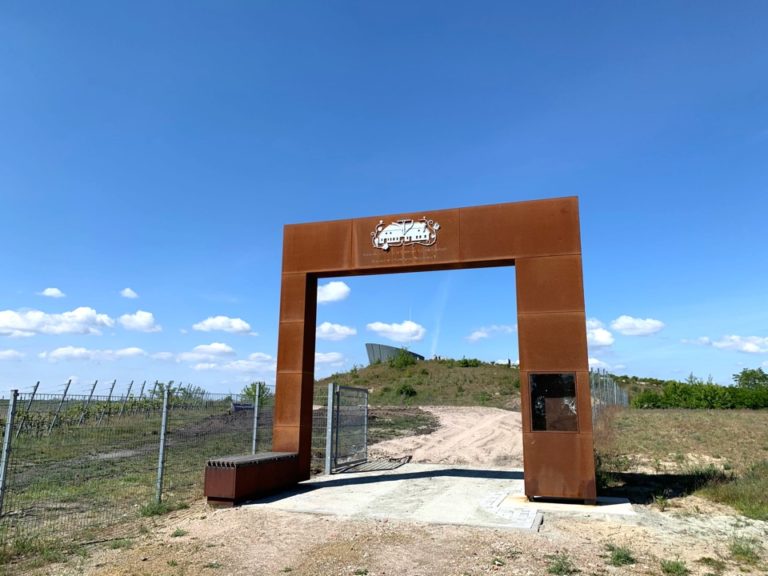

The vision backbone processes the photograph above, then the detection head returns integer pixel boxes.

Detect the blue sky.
[1,1,767,396]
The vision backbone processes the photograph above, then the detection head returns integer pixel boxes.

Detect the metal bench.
[204,452,299,507]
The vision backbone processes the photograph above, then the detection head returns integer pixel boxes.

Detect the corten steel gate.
[216,197,595,503]
[324,383,368,474]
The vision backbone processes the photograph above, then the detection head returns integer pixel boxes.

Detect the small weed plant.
[660,558,689,576]
[171,528,188,538]
[728,536,762,565]
[696,557,726,575]
[108,538,133,550]
[547,552,578,575]
[605,543,635,566]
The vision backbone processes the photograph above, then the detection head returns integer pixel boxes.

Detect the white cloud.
[586,318,614,347]
[151,352,175,361]
[467,324,516,342]
[316,321,357,341]
[192,315,252,334]
[682,337,712,346]
[178,342,236,363]
[589,357,611,370]
[317,281,351,304]
[115,347,146,358]
[119,310,162,333]
[38,287,65,298]
[0,307,114,337]
[0,349,24,360]
[120,288,139,299]
[39,346,148,362]
[709,335,768,354]
[193,352,275,373]
[610,315,665,336]
[315,352,344,365]
[366,320,426,343]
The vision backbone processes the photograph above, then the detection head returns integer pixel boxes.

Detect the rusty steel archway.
[204,197,596,505]
[274,196,595,501]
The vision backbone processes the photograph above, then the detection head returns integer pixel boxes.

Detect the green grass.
[699,461,768,520]
[727,536,762,565]
[696,557,726,575]
[660,558,689,576]
[607,409,768,474]
[140,500,189,517]
[0,535,85,569]
[170,528,188,538]
[547,553,578,575]
[596,408,768,514]
[605,543,635,566]
[318,358,520,409]
[108,538,133,549]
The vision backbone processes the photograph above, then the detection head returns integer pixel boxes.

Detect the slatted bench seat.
[204,452,299,507]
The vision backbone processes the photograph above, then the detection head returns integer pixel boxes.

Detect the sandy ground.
[369,406,524,468]
[34,407,768,576]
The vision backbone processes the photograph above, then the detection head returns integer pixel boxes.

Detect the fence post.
[132,380,146,415]
[251,389,260,455]
[324,382,335,475]
[155,386,170,504]
[48,379,71,435]
[363,390,369,462]
[14,381,38,439]
[118,380,133,419]
[0,390,18,516]
[78,380,98,426]
[98,379,117,425]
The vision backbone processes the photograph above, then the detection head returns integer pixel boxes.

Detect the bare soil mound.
[369,406,523,468]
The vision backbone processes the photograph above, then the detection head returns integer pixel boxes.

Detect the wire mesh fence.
[589,368,629,422]
[0,379,371,548]
[0,383,276,546]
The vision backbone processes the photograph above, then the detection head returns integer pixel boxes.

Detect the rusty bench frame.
[204,452,299,506]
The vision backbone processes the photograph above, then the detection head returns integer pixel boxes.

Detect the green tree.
[241,381,275,406]
[733,368,768,389]
[388,348,417,369]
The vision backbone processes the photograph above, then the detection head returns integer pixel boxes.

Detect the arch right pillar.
[516,254,595,501]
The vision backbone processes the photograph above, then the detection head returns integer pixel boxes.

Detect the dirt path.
[369,406,524,468]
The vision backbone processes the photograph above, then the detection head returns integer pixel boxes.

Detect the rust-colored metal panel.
[351,208,462,272]
[283,220,354,274]
[279,273,311,322]
[272,424,301,452]
[273,374,304,427]
[276,321,312,373]
[459,197,582,262]
[204,453,300,506]
[521,431,596,500]
[517,312,589,372]
[516,255,586,314]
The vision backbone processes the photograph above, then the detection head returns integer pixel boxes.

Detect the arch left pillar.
[273,217,354,481]
[273,272,317,480]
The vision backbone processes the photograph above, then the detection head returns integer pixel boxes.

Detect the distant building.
[365,343,424,365]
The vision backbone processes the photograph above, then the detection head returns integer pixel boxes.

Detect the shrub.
[396,383,417,398]
[605,543,635,566]
[660,558,689,576]
[547,553,577,575]
[389,348,417,369]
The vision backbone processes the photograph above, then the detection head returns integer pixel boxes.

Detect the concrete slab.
[502,494,636,516]
[249,463,635,530]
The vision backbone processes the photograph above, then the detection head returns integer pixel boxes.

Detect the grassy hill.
[316,356,521,409]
